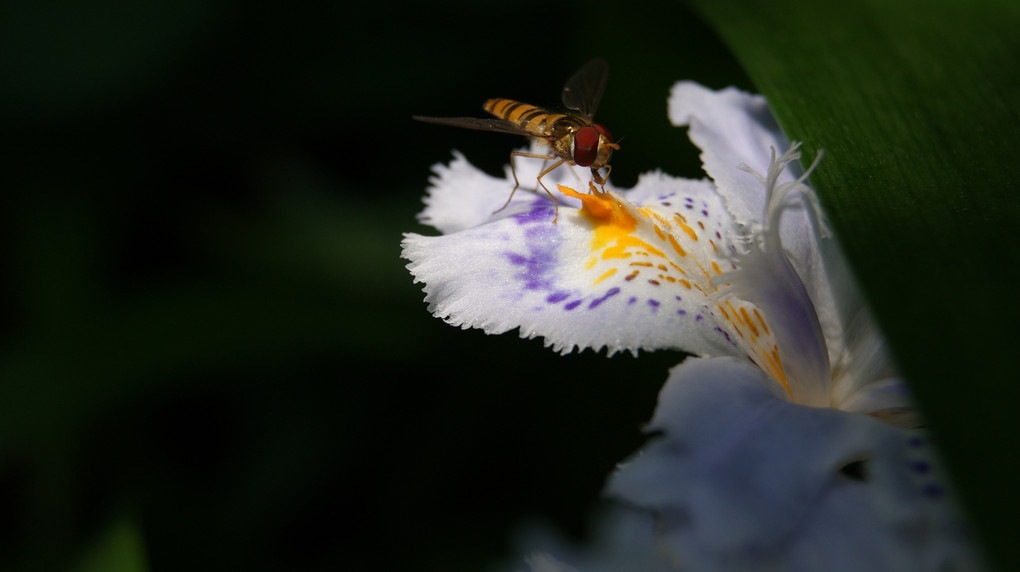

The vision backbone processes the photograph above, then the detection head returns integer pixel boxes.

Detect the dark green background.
[1,2,731,570]
[2,0,1016,570]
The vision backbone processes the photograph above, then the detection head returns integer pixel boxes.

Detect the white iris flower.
[402,81,982,570]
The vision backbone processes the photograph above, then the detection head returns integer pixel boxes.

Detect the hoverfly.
[413,58,619,222]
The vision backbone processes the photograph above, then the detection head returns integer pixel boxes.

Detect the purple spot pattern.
[589,287,621,309]
[511,197,556,225]
[546,291,571,303]
[490,184,744,353]
[902,433,949,503]
[502,198,639,316]
[503,222,559,291]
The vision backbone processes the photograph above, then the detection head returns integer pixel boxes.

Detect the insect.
[413,58,619,222]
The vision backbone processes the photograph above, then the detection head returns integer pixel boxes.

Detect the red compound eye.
[573,125,599,166]
[593,123,612,143]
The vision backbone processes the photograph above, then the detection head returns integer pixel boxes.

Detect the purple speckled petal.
[403,156,763,357]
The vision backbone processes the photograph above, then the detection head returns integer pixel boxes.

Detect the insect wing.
[412,115,539,138]
[560,58,609,120]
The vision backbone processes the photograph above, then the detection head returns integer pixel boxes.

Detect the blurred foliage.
[1,1,741,570]
[69,512,148,572]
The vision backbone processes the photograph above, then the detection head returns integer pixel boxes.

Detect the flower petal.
[601,357,982,571]
[403,156,764,357]
[416,152,548,235]
[669,81,795,229]
[671,90,879,405]
[417,145,596,234]
[737,144,900,406]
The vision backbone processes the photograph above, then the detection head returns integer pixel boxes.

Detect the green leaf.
[683,0,1020,568]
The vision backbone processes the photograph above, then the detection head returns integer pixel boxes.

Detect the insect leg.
[591,165,611,192]
[534,158,566,223]
[493,151,558,217]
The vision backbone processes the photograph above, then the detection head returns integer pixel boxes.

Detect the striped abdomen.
[484,98,585,138]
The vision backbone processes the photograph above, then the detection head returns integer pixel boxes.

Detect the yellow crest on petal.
[559,183,792,397]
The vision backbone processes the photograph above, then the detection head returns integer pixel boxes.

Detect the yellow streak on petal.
[593,267,617,285]
[603,236,665,260]
[726,301,745,327]
[754,308,771,335]
[672,215,699,241]
[717,301,789,397]
[667,234,688,257]
[602,243,633,260]
[740,307,760,338]
[643,209,673,230]
[717,305,730,322]
[764,348,789,394]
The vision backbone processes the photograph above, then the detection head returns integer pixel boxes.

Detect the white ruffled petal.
[402,170,752,357]
[418,145,598,235]
[669,85,875,402]
[418,151,551,234]
[601,357,981,571]
[668,81,795,229]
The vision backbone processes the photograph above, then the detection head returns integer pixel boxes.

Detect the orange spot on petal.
[559,185,636,236]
